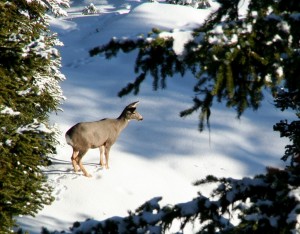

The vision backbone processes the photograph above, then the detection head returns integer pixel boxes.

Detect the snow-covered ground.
[17,0,291,232]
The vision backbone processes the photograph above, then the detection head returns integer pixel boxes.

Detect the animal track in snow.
[48,175,68,200]
[71,174,79,179]
[55,173,67,183]
[54,185,67,201]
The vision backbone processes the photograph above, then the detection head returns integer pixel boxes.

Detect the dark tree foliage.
[90,0,300,131]
[273,89,300,165]
[90,32,185,97]
[0,0,67,232]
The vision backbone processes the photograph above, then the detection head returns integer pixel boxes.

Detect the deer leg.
[71,149,80,172]
[104,146,111,169]
[99,145,105,167]
[77,150,92,177]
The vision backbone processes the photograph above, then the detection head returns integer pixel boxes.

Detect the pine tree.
[0,0,68,232]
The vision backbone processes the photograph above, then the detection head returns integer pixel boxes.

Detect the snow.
[287,188,300,229]
[5,139,12,146]
[17,88,31,96]
[159,29,193,56]
[277,20,290,33]
[251,11,258,18]
[276,66,283,78]
[177,199,199,216]
[16,119,53,134]
[17,0,291,233]
[1,106,20,115]
[289,187,300,202]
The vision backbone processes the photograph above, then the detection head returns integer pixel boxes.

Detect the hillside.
[17,0,290,232]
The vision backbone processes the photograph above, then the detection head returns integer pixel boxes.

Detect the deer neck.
[116,116,129,132]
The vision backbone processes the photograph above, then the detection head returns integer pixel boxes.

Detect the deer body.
[65,101,143,177]
[66,119,127,150]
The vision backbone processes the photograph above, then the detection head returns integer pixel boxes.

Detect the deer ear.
[127,101,139,108]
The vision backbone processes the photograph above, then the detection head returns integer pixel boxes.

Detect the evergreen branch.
[118,73,146,97]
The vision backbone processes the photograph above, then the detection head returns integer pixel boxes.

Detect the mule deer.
[65,101,143,177]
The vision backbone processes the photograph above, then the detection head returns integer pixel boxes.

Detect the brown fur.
[65,101,143,177]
